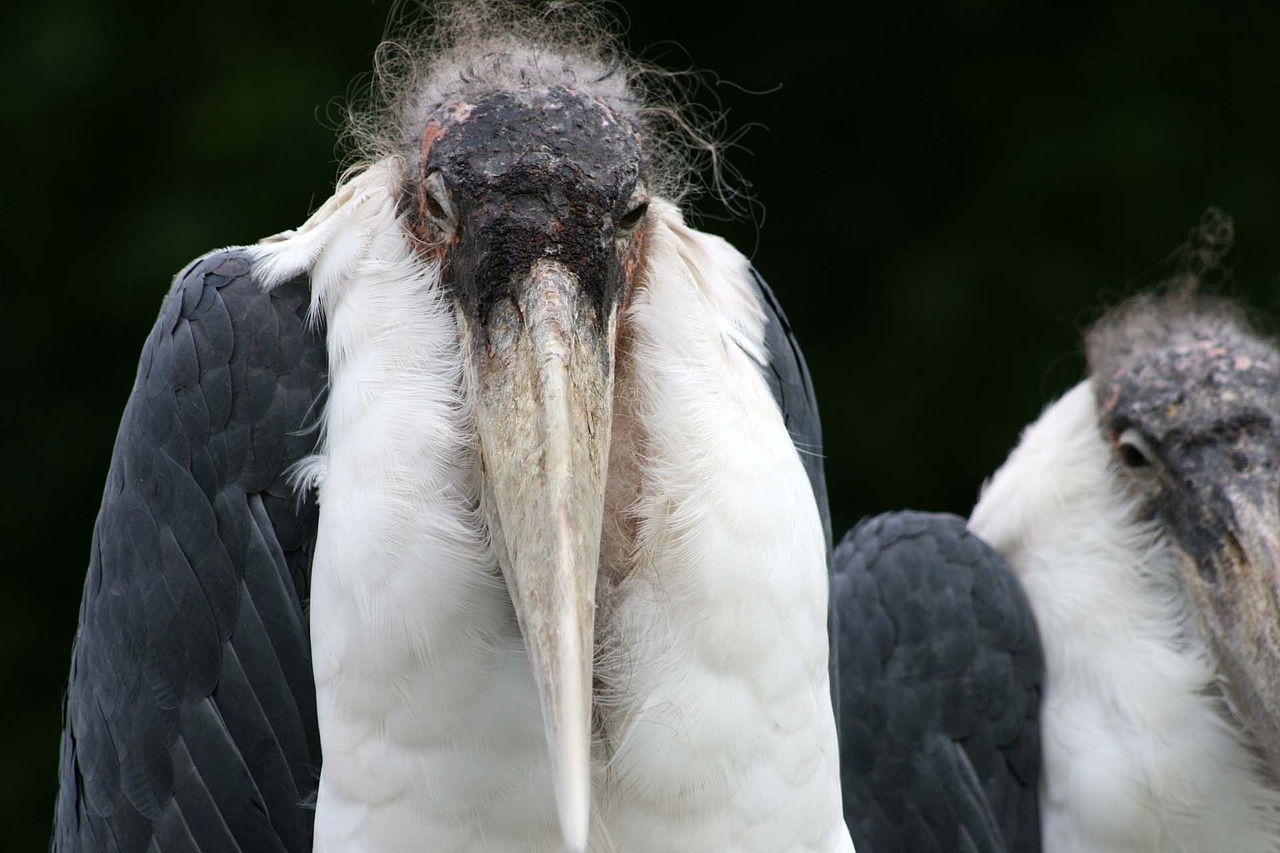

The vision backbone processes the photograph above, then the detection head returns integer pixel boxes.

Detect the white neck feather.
[594,200,852,852]
[971,381,1280,853]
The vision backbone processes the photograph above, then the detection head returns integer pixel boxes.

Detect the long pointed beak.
[1178,478,1280,770]
[458,259,616,852]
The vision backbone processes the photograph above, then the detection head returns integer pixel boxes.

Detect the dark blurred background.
[3,0,1279,845]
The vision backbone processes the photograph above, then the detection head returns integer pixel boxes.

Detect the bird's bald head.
[1090,293,1280,496]
[412,86,647,323]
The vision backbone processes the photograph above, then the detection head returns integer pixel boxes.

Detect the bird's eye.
[617,200,649,231]
[421,170,453,225]
[1116,428,1155,470]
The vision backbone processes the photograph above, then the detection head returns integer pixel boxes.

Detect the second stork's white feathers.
[971,382,1280,852]
[250,161,851,852]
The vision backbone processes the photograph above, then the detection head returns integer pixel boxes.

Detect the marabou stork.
[971,285,1280,851]
[833,238,1280,851]
[54,5,852,852]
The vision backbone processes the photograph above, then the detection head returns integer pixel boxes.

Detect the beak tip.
[551,701,591,852]
[558,791,589,853]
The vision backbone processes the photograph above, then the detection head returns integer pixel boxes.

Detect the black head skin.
[411,87,650,342]
[1088,294,1280,773]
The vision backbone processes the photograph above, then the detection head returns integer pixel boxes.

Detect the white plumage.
[971,381,1280,852]
[249,161,850,851]
[599,200,844,851]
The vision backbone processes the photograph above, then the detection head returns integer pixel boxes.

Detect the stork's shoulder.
[155,247,329,500]
[640,201,830,545]
[833,511,1043,853]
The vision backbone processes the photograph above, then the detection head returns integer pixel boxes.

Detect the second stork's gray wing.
[54,249,327,852]
[833,511,1043,852]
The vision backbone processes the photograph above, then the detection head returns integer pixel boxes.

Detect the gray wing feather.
[749,266,831,550]
[833,511,1043,853]
[746,265,839,723]
[55,250,327,852]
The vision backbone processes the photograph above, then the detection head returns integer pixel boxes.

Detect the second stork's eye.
[617,200,649,231]
[1116,428,1155,470]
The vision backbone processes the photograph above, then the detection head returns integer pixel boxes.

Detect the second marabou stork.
[54,5,852,853]
[835,236,1280,851]
[972,286,1280,851]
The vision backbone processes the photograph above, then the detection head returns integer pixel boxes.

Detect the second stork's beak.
[458,259,616,851]
[1174,469,1280,773]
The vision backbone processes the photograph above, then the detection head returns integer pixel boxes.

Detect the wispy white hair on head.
[340,0,741,210]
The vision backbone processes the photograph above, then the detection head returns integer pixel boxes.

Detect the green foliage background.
[2,0,1278,845]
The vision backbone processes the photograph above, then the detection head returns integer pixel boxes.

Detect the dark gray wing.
[54,249,327,852]
[749,266,831,550]
[833,511,1042,853]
